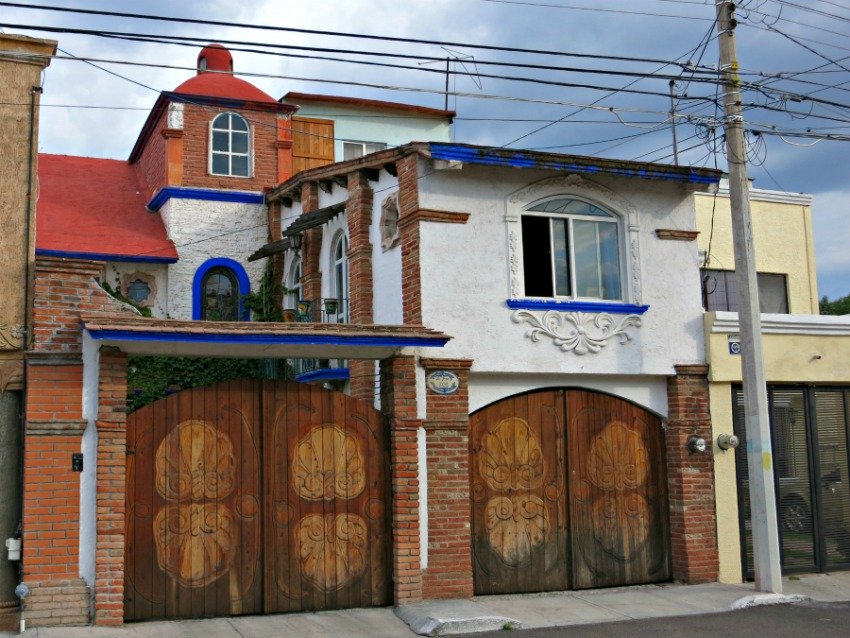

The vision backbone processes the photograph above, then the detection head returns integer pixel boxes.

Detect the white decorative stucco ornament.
[511,310,642,355]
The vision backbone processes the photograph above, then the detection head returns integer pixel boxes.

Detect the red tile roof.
[174,73,279,105]
[36,154,177,262]
[283,91,455,118]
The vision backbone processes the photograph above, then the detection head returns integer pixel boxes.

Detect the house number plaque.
[426,370,460,395]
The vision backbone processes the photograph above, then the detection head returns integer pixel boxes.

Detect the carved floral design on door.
[153,420,238,588]
[293,425,366,501]
[479,417,550,565]
[298,513,368,591]
[291,425,369,592]
[586,421,650,560]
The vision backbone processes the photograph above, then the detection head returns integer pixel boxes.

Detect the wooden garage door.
[470,389,669,595]
[124,379,390,621]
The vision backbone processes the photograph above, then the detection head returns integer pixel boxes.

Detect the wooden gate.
[470,389,669,595]
[124,379,390,621]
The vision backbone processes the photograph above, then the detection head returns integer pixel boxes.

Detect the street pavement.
[2,571,849,637]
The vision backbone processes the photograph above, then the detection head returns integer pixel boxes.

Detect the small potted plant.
[297,300,311,318]
[323,298,339,316]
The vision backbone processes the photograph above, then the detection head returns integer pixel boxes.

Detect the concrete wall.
[103,263,168,318]
[695,186,817,314]
[287,102,451,161]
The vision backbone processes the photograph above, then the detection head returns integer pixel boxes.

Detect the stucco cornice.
[707,311,850,336]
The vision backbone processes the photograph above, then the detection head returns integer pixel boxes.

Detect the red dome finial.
[197,44,233,74]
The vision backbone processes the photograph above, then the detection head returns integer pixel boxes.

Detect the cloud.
[5,0,847,292]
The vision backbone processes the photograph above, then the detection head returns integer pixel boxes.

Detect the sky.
[4,0,849,300]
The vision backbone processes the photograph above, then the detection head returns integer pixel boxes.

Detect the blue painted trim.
[295,368,351,383]
[506,299,650,314]
[84,328,450,348]
[147,187,265,212]
[428,144,720,185]
[192,258,251,321]
[35,248,177,264]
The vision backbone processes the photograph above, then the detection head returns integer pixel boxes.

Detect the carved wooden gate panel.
[470,391,569,595]
[470,389,669,595]
[125,379,389,621]
[262,380,390,613]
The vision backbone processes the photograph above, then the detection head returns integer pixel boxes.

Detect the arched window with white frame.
[210,112,251,177]
[521,197,623,301]
[329,231,349,323]
[286,256,302,311]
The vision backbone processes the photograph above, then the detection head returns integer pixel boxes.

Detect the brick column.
[396,154,423,325]
[276,114,294,184]
[22,358,90,627]
[380,355,422,604]
[666,363,719,583]
[299,181,323,321]
[161,128,184,186]
[93,348,127,626]
[347,170,375,401]
[419,358,474,599]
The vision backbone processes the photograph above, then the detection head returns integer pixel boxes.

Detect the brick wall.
[419,359,474,599]
[22,579,89,627]
[665,363,719,583]
[22,360,89,628]
[180,104,279,191]
[379,355,422,604]
[396,155,423,325]
[93,349,127,626]
[24,257,135,625]
[346,170,375,401]
[299,181,323,321]
[134,107,167,194]
[32,258,130,353]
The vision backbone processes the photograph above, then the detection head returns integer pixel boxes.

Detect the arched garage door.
[124,379,390,620]
[470,388,670,594]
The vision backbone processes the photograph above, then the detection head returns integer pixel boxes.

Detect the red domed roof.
[172,43,277,105]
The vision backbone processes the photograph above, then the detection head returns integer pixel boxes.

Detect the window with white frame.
[521,197,623,301]
[210,112,251,177]
[330,232,349,322]
[342,140,387,161]
[286,257,302,310]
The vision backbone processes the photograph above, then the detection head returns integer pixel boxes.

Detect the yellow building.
[695,182,850,583]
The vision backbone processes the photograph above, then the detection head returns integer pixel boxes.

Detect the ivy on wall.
[126,261,292,412]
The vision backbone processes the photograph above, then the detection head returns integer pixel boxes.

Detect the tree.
[820,292,850,316]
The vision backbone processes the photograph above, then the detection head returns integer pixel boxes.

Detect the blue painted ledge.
[296,368,350,383]
[147,186,265,212]
[506,299,650,315]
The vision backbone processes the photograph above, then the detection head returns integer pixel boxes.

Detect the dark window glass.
[701,269,788,313]
[521,215,554,297]
[521,198,621,300]
[201,267,239,321]
[126,279,151,304]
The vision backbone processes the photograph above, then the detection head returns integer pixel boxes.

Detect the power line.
[479,0,713,20]
[0,1,716,68]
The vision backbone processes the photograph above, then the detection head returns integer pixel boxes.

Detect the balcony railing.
[285,298,350,383]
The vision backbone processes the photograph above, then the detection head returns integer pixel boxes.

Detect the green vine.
[98,279,153,317]
[125,260,293,412]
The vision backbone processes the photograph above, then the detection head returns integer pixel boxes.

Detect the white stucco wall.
[79,333,100,589]
[103,262,168,317]
[286,102,451,161]
[371,172,403,325]
[161,197,268,320]
[409,162,707,408]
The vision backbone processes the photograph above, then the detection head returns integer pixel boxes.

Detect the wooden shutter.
[291,116,335,172]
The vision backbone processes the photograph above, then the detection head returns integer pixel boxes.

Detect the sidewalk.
[4,572,850,638]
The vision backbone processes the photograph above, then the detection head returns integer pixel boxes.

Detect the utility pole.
[715,0,783,593]
[668,80,680,165]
